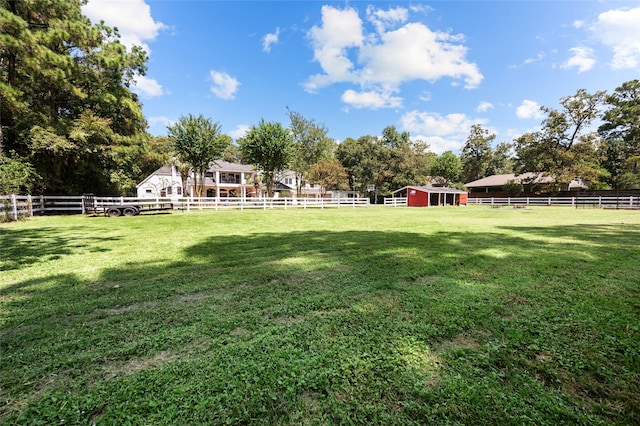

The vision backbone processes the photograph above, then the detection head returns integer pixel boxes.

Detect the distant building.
[392,186,468,207]
[136,161,257,199]
[465,173,587,194]
[260,170,359,199]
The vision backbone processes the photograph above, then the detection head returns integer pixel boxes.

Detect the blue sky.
[82,0,640,154]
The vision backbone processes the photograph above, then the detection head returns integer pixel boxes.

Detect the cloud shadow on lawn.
[1,224,639,424]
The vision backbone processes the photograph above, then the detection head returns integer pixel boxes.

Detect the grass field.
[1,206,639,425]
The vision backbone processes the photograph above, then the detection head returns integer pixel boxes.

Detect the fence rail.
[384,197,407,207]
[1,195,370,221]
[466,196,640,209]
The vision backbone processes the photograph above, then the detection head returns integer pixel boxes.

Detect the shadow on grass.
[1,224,639,424]
[0,227,119,271]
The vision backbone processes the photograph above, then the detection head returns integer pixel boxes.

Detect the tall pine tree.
[1,0,149,194]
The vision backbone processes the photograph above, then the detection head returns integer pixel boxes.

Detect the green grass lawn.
[1,206,639,425]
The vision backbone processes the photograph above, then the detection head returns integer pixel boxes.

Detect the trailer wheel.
[107,207,121,217]
[123,207,138,216]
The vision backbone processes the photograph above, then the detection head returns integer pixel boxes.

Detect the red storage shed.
[392,186,468,207]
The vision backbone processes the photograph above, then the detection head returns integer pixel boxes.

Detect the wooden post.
[27,195,33,217]
[11,194,18,220]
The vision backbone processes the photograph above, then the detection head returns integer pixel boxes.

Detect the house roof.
[209,160,254,173]
[393,185,467,195]
[464,173,554,188]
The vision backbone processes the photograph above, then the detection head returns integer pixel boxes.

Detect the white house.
[137,161,257,199]
[259,170,359,199]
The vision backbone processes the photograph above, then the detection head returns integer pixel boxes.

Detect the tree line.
[1,2,638,196]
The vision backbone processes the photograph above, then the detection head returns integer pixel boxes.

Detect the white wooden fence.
[466,196,640,209]
[382,195,640,209]
[0,195,370,221]
[384,197,407,207]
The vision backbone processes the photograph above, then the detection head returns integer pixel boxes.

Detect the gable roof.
[393,185,467,195]
[464,173,554,188]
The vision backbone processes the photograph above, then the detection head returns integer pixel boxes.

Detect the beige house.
[465,173,587,193]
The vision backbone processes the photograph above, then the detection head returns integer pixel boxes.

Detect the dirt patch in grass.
[103,300,157,316]
[171,292,210,305]
[437,334,481,352]
[103,350,181,378]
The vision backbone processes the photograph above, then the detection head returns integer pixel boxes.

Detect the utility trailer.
[83,194,174,217]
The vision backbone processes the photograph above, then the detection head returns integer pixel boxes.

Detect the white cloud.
[573,20,585,29]
[82,0,167,53]
[477,101,494,112]
[229,124,250,140]
[305,6,364,92]
[561,46,595,73]
[366,5,409,33]
[131,75,164,97]
[341,88,402,109]
[400,110,483,154]
[510,52,546,69]
[516,100,544,119]
[305,5,482,108]
[209,70,240,100]
[148,116,175,130]
[590,6,640,69]
[263,27,280,53]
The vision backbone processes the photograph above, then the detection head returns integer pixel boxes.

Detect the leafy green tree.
[336,135,382,196]
[598,80,640,189]
[308,160,349,196]
[239,120,293,197]
[1,0,149,194]
[287,108,335,197]
[381,125,410,149]
[514,88,606,189]
[167,114,230,197]
[0,151,38,194]
[430,151,462,186]
[222,142,244,163]
[337,128,435,198]
[486,142,514,176]
[461,124,494,183]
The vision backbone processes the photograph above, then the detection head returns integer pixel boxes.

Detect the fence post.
[27,195,33,217]
[572,197,575,208]
[507,197,511,206]
[491,197,494,207]
[599,196,602,208]
[11,194,18,220]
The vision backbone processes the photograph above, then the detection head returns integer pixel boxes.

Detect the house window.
[177,187,182,195]
[166,187,172,195]
[145,189,152,194]
[284,178,293,185]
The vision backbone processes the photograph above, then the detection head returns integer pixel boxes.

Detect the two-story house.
[137,161,257,199]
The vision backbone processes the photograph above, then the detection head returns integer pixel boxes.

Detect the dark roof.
[209,161,254,173]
